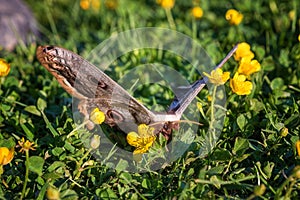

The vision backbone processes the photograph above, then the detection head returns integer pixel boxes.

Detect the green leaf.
[270,77,285,90]
[207,165,226,175]
[36,182,49,200]
[253,45,265,61]
[24,105,41,116]
[64,141,75,153]
[263,161,275,179]
[51,147,65,157]
[43,172,64,180]
[20,123,35,141]
[261,56,275,71]
[60,189,78,200]
[115,159,129,172]
[37,98,47,111]
[249,98,264,113]
[232,137,250,156]
[119,172,132,183]
[210,175,221,189]
[211,148,232,161]
[40,109,59,137]
[278,49,290,67]
[28,156,44,176]
[98,188,118,199]
[0,138,15,149]
[237,114,247,131]
[47,161,66,172]
[142,178,150,189]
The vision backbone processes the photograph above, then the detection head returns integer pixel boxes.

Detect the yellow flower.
[191,6,203,19]
[91,0,100,10]
[0,59,10,77]
[238,58,261,76]
[80,0,100,10]
[0,147,14,165]
[253,184,266,197]
[280,127,288,137]
[156,0,175,9]
[105,0,118,10]
[225,9,243,25]
[126,124,156,154]
[296,140,300,156]
[203,68,230,86]
[80,0,90,10]
[234,42,255,61]
[18,138,37,153]
[298,34,300,42]
[207,95,212,102]
[230,72,253,95]
[90,108,105,124]
[196,102,202,111]
[289,10,295,21]
[46,186,60,200]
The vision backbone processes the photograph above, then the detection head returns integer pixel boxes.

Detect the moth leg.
[78,100,95,130]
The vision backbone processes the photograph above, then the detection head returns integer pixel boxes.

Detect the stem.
[67,121,88,138]
[210,86,217,130]
[165,8,176,29]
[207,85,218,149]
[71,148,92,188]
[20,150,29,200]
[75,149,92,179]
[284,179,296,199]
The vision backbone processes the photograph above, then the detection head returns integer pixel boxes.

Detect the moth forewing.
[37,45,159,129]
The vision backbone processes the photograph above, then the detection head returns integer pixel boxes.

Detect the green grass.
[0,0,300,199]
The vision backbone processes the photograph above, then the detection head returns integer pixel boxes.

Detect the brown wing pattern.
[36,46,158,129]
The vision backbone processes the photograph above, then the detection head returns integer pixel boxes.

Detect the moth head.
[37,46,66,65]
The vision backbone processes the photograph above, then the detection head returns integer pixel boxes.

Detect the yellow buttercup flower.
[225,9,243,25]
[127,124,156,154]
[191,6,203,19]
[298,34,300,42]
[230,72,253,95]
[156,0,175,9]
[0,59,10,77]
[289,10,295,21]
[296,140,300,156]
[234,42,255,61]
[80,0,90,10]
[90,108,105,124]
[238,58,261,76]
[18,138,37,153]
[203,68,230,86]
[0,147,14,165]
[91,0,100,10]
[46,186,60,200]
[207,95,212,102]
[80,0,100,11]
[196,102,202,111]
[280,127,288,137]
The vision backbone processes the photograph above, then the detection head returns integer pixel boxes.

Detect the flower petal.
[127,132,140,147]
[230,72,253,95]
[90,108,106,124]
[0,59,11,77]
[0,147,14,165]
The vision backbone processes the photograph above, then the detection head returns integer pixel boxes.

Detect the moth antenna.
[214,43,239,70]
